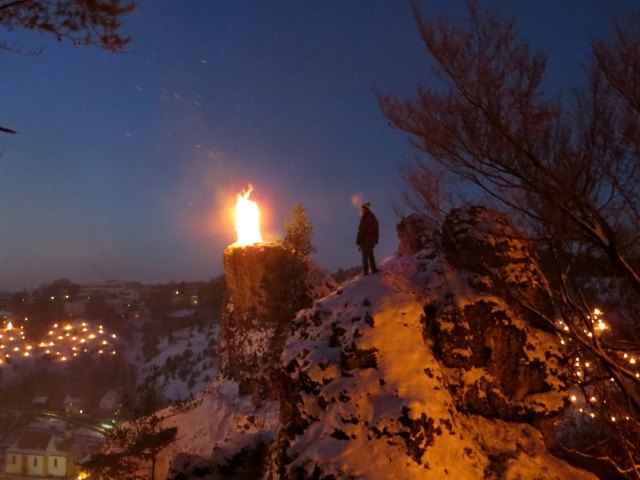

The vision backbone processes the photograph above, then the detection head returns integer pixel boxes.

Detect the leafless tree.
[0,0,135,53]
[379,1,640,477]
[0,0,135,135]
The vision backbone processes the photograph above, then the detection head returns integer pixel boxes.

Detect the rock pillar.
[222,243,283,320]
[218,243,310,399]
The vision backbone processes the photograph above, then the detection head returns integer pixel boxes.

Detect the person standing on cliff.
[356,202,379,275]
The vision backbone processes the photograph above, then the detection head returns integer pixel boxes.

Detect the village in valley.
[0,279,224,480]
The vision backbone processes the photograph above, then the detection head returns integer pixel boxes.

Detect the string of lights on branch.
[561,308,639,424]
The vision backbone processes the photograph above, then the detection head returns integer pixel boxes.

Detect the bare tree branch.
[380,2,640,476]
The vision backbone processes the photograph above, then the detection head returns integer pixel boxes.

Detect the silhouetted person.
[356,202,379,275]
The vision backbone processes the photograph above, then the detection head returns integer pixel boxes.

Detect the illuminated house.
[98,388,121,412]
[168,284,200,308]
[4,431,69,478]
[63,395,85,417]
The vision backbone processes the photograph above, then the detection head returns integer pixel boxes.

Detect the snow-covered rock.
[396,213,434,255]
[431,206,565,426]
[149,206,596,480]
[265,206,594,479]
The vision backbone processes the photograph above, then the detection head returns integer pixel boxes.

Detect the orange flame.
[233,185,263,247]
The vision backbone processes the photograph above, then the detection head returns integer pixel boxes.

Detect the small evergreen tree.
[282,201,316,257]
[269,201,316,327]
[84,369,179,480]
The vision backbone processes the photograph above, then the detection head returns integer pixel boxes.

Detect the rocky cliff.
[264,206,593,479]
[219,243,337,399]
[157,207,597,480]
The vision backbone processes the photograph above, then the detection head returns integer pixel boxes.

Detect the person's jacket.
[357,209,379,248]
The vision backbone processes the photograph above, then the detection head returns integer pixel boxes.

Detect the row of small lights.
[562,308,638,424]
[0,320,117,365]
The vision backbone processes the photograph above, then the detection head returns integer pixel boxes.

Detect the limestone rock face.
[440,206,555,329]
[222,243,281,321]
[430,206,564,427]
[396,213,433,255]
[265,206,592,480]
[441,206,526,274]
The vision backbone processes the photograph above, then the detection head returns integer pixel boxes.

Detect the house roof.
[7,431,70,456]
[63,394,84,404]
[17,431,53,450]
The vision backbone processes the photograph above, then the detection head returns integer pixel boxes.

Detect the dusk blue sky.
[1,0,637,290]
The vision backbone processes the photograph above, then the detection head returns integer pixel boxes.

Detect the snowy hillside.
[162,380,279,479]
[141,322,219,401]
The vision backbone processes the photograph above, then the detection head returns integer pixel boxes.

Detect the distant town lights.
[0,319,118,366]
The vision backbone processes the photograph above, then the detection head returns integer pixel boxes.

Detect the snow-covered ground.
[159,380,279,479]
